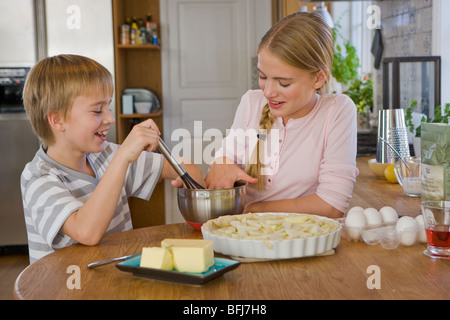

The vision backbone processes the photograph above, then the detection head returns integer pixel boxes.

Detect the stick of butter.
[161,239,214,273]
[140,247,174,270]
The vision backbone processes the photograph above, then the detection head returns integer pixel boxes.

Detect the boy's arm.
[61,119,160,245]
[160,157,206,188]
[61,153,130,245]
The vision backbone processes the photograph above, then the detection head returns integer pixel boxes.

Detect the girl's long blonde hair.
[245,12,334,190]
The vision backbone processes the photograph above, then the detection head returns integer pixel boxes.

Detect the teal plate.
[116,255,241,285]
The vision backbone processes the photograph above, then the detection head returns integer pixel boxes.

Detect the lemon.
[384,164,398,183]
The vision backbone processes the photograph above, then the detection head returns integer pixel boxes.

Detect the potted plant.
[344,75,373,130]
[405,99,450,155]
[331,22,372,130]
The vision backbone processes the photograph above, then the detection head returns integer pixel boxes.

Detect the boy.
[21,54,204,264]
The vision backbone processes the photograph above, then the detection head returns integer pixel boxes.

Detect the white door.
[160,0,272,223]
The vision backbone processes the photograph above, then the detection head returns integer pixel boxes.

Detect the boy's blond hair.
[22,54,114,146]
[246,12,334,190]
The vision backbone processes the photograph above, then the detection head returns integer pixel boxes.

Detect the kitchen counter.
[350,156,421,216]
[14,157,450,300]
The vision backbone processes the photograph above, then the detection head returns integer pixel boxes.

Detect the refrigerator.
[0,0,115,247]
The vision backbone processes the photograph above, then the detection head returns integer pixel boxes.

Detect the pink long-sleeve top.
[215,89,359,213]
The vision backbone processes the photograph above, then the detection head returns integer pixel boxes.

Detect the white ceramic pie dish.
[201,212,342,259]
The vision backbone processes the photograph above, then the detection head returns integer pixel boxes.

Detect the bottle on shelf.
[120,24,130,44]
[138,18,147,44]
[120,17,132,45]
[146,13,158,45]
[130,17,140,45]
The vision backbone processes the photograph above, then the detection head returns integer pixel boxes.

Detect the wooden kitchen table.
[14,157,450,300]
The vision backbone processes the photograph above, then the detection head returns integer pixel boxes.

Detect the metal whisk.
[378,136,412,174]
[157,137,205,189]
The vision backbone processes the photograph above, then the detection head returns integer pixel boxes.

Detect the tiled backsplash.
[373,0,433,110]
[376,0,432,57]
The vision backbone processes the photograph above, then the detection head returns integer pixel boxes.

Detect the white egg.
[396,216,418,246]
[363,208,383,226]
[415,215,428,243]
[345,210,367,241]
[348,206,364,215]
[379,206,399,224]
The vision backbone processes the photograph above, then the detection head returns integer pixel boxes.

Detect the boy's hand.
[170,159,206,189]
[118,118,161,163]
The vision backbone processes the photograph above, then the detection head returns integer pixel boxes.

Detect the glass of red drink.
[421,201,450,259]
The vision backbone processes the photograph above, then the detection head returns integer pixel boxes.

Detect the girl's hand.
[117,119,161,163]
[205,157,258,189]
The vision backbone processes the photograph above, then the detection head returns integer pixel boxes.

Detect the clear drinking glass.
[421,200,450,259]
[394,156,421,197]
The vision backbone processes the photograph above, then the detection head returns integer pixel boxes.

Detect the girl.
[205,12,359,218]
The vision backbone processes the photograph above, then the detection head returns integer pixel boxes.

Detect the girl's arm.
[244,194,343,219]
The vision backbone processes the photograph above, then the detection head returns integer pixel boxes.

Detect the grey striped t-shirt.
[21,142,164,264]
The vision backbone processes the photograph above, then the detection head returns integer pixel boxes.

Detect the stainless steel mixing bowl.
[177,181,247,230]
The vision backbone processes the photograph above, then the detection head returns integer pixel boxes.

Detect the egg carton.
[340,207,427,249]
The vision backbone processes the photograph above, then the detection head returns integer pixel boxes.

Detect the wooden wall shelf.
[112,0,165,228]
[117,44,161,50]
[119,109,162,119]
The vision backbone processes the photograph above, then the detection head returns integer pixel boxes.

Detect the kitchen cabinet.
[112,0,165,227]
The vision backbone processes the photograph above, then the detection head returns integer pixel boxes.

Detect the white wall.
[432,0,450,105]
